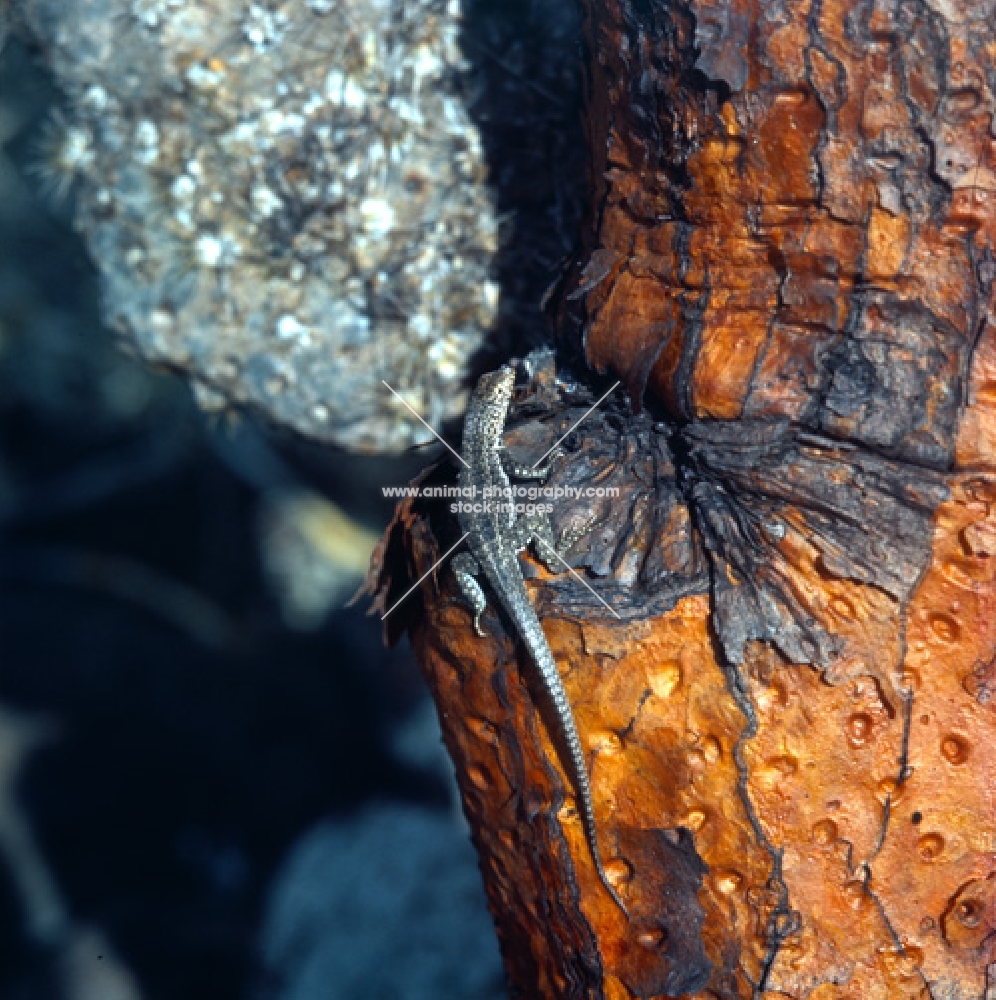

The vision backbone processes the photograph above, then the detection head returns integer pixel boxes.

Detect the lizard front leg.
[452,551,488,636]
[500,447,564,481]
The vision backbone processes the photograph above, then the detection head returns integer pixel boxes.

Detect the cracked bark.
[367,1,996,998]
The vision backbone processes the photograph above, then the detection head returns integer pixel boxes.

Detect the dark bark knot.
[500,356,949,670]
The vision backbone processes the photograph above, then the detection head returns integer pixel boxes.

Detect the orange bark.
[369,1,996,997]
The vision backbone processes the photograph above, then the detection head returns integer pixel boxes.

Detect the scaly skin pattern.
[453,365,628,917]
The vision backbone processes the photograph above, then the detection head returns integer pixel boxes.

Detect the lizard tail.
[513,589,631,917]
[547,681,631,919]
[568,733,631,919]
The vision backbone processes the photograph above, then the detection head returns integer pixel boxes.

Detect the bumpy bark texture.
[369,1,996,998]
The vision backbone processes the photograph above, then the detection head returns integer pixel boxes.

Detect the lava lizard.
[452,364,629,917]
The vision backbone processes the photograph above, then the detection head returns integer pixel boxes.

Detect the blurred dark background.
[0,1,586,995]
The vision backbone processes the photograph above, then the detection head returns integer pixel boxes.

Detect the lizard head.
[475,365,516,411]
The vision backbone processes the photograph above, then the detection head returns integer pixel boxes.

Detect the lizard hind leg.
[517,511,596,574]
[452,551,488,636]
[509,513,557,565]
